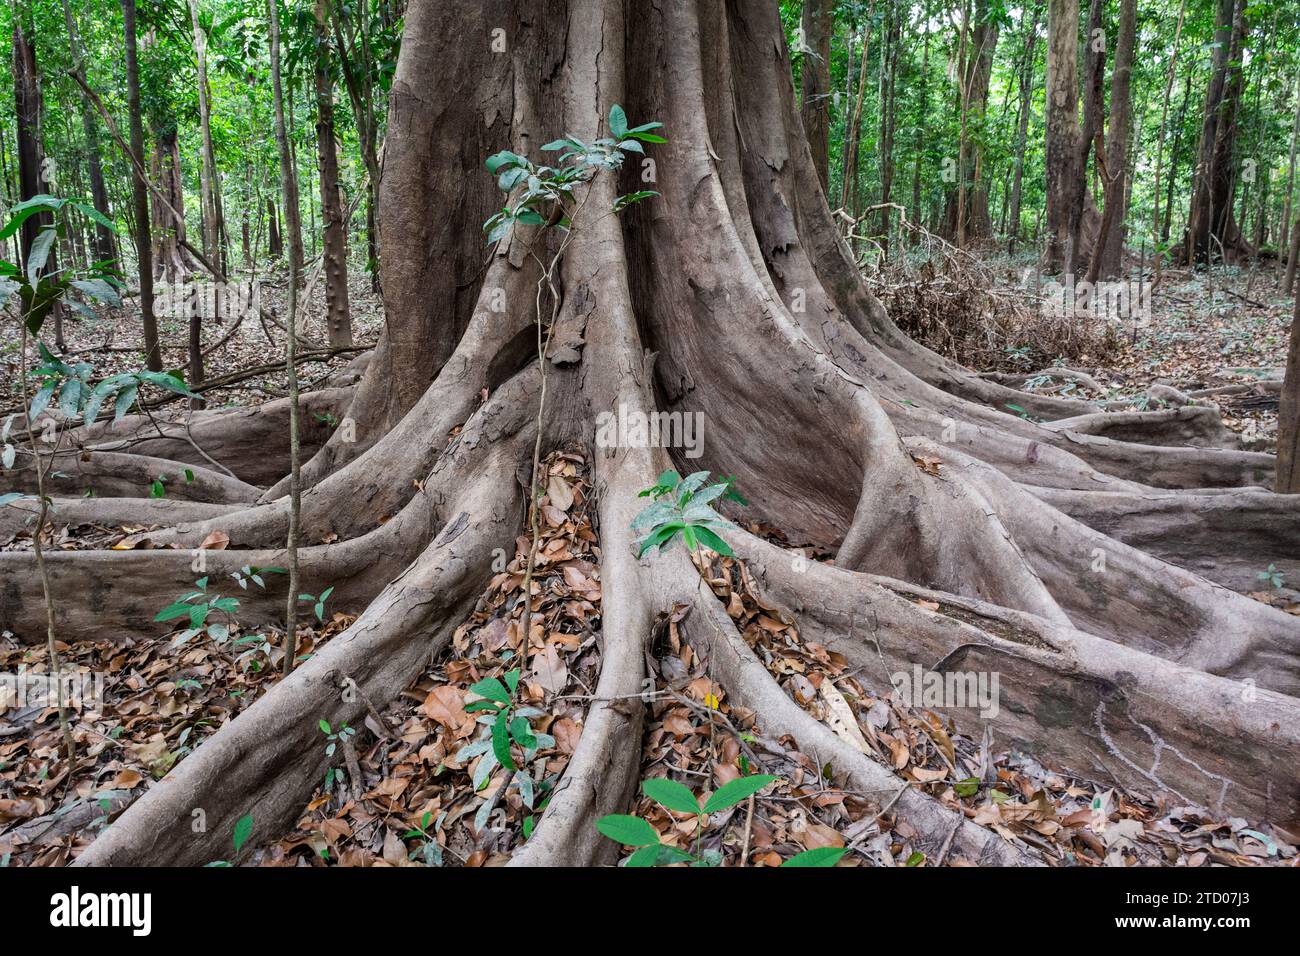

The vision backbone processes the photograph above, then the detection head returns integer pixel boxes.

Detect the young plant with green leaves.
[205,812,255,867]
[632,470,746,559]
[297,585,335,623]
[482,105,666,714]
[320,719,357,791]
[154,575,251,645]
[0,194,135,763]
[455,668,557,834]
[595,774,846,867]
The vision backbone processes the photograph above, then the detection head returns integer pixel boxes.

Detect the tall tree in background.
[60,0,115,265]
[12,12,51,269]
[187,0,226,274]
[269,0,304,672]
[1091,0,1137,280]
[800,0,833,192]
[950,0,1000,245]
[1185,0,1250,264]
[1007,2,1040,254]
[314,0,351,346]
[1278,280,1300,492]
[1044,0,1083,272]
[121,0,162,370]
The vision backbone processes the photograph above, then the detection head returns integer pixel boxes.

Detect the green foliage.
[1257,564,1285,589]
[454,667,556,833]
[0,196,121,333]
[297,585,335,622]
[595,774,778,867]
[631,470,744,558]
[154,574,262,645]
[482,104,665,245]
[205,812,255,866]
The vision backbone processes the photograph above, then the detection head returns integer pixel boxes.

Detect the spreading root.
[2,0,1298,867]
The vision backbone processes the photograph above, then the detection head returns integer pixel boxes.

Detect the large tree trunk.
[3,0,1297,869]
[313,0,352,348]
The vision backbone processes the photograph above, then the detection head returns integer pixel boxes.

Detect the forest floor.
[2,254,1297,867]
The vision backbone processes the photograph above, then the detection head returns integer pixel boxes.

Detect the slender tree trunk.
[799,0,834,193]
[269,0,304,672]
[877,0,898,251]
[286,81,306,280]
[1151,0,1187,282]
[1164,71,1192,244]
[13,16,53,274]
[268,196,283,258]
[1091,0,1136,281]
[1008,4,1039,255]
[838,9,873,219]
[1185,0,1250,264]
[909,13,931,235]
[61,0,115,265]
[121,0,161,370]
[1278,277,1300,492]
[314,0,352,347]
[187,0,222,272]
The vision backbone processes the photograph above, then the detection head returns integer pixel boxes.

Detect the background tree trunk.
[121,0,161,371]
[799,0,834,193]
[314,0,352,348]
[1185,0,1251,264]
[1092,0,1137,280]
[61,0,115,266]
[1044,0,1083,273]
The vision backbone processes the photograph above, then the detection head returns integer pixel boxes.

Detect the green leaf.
[491,712,516,771]
[319,719,332,734]
[70,278,121,307]
[690,524,733,556]
[702,774,778,813]
[954,777,980,798]
[28,382,56,423]
[781,846,847,867]
[232,813,254,853]
[624,844,663,867]
[608,104,629,139]
[26,226,57,286]
[469,676,511,704]
[154,601,195,623]
[595,814,659,847]
[642,778,700,815]
[636,522,682,557]
[485,150,522,174]
[905,851,925,866]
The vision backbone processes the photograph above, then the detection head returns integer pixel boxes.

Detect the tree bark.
[1044,0,1083,273]
[1007,3,1039,255]
[314,0,352,347]
[1090,0,1136,280]
[60,0,115,265]
[120,0,161,371]
[799,0,834,194]
[1184,0,1251,264]
[1278,278,1300,492]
